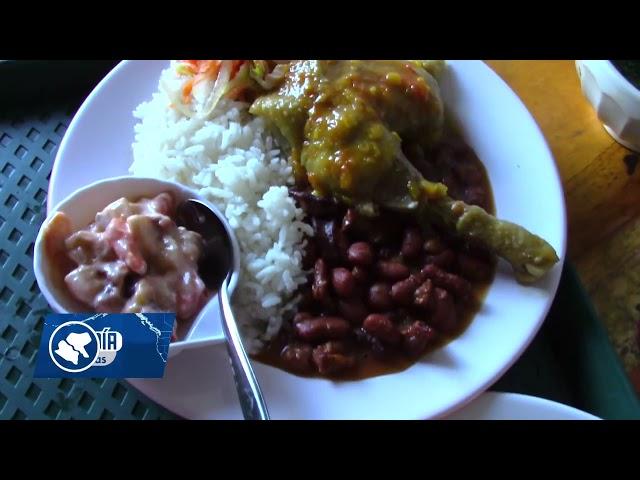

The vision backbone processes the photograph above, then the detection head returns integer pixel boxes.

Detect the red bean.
[377,261,410,281]
[429,288,457,334]
[424,249,456,270]
[338,298,368,325]
[347,242,374,266]
[280,344,313,373]
[331,268,356,298]
[414,279,434,310]
[312,342,356,375]
[294,317,351,343]
[401,227,423,259]
[424,238,445,254]
[391,275,421,306]
[312,258,330,302]
[368,282,393,311]
[363,314,402,345]
[401,321,437,357]
[420,264,472,302]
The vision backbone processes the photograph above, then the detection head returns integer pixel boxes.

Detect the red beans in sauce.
[257,130,496,379]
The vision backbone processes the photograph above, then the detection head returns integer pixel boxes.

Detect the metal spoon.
[176,199,270,420]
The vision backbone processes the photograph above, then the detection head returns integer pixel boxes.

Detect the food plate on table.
[45,60,566,419]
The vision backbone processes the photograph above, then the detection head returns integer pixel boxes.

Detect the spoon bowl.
[175,200,235,292]
[177,198,270,420]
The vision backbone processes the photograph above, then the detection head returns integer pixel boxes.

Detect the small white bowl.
[34,176,240,358]
[576,60,640,152]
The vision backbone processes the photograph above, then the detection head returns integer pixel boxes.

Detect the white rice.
[130,63,312,352]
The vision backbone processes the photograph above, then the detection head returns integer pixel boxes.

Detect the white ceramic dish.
[35,176,241,358]
[576,60,640,153]
[47,60,566,419]
[446,392,600,420]
[120,339,599,419]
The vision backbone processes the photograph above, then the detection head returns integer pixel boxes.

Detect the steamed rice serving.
[130,61,312,352]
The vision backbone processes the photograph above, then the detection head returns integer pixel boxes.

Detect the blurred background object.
[0,61,119,109]
[576,60,640,153]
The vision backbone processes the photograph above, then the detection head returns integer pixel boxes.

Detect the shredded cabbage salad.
[167,60,288,118]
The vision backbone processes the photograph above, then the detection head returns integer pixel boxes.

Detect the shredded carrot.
[196,60,222,77]
[194,61,222,88]
[176,60,249,105]
[182,78,195,104]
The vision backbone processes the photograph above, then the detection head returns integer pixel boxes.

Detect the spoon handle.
[219,277,271,420]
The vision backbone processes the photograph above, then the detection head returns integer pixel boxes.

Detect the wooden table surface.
[486,60,640,394]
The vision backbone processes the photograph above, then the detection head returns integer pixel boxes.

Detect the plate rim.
[433,60,568,419]
[445,391,600,420]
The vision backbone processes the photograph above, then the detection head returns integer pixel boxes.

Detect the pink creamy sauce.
[44,193,211,341]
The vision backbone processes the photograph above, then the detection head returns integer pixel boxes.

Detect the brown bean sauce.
[254,126,497,380]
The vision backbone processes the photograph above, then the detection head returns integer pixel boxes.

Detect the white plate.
[121,348,598,420]
[48,60,567,419]
[447,392,600,420]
